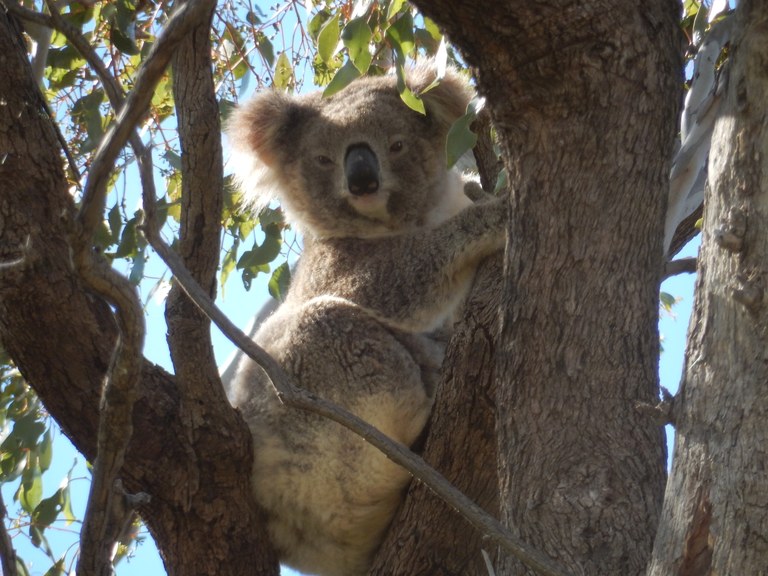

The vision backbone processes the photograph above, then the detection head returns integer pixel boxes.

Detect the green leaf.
[43,559,65,576]
[151,73,174,121]
[32,490,63,529]
[220,238,240,289]
[9,411,46,450]
[38,429,52,472]
[386,0,407,21]
[255,33,275,67]
[386,11,415,62]
[342,17,373,73]
[46,45,85,71]
[446,98,482,168]
[395,60,425,114]
[312,52,344,87]
[114,217,138,259]
[241,265,269,292]
[72,90,105,144]
[268,262,292,301]
[323,60,362,98]
[16,558,31,576]
[129,247,146,285]
[110,26,140,55]
[317,13,341,64]
[422,17,442,42]
[259,207,285,228]
[308,10,332,41]
[660,291,678,311]
[110,0,139,54]
[237,224,282,269]
[691,2,708,45]
[20,465,43,513]
[273,52,294,91]
[219,99,237,124]
[163,149,182,171]
[61,486,75,525]
[29,524,54,557]
[493,167,509,195]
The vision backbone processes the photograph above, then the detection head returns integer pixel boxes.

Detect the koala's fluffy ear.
[227,90,300,168]
[227,91,315,210]
[407,62,474,129]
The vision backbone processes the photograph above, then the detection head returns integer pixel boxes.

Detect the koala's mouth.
[346,191,391,223]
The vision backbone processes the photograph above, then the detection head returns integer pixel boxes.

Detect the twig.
[663,257,697,280]
[143,228,572,576]
[0,491,18,576]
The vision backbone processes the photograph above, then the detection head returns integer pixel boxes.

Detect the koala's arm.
[463,179,497,204]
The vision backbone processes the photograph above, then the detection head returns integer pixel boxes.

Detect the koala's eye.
[389,140,404,153]
[316,155,333,166]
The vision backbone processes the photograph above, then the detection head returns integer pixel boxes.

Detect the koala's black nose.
[345,144,380,196]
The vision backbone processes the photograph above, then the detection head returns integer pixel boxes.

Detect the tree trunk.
[409,1,682,573]
[0,10,278,576]
[648,2,768,573]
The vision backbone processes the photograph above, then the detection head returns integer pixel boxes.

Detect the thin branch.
[143,227,572,576]
[663,257,697,280]
[0,491,18,576]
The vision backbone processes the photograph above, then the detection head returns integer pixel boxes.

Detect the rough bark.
[411,1,682,574]
[648,2,768,574]
[0,9,276,576]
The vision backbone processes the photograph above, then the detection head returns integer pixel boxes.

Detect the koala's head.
[227,63,473,239]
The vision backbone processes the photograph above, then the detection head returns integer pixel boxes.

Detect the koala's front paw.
[463,180,496,204]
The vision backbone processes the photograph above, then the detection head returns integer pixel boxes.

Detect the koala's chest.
[296,241,400,300]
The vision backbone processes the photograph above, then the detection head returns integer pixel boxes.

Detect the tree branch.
[663,257,698,280]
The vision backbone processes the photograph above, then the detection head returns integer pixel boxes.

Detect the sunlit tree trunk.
[648,2,768,573]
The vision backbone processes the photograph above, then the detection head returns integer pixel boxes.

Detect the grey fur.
[226,64,506,576]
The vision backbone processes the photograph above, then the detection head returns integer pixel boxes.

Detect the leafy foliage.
[0,349,78,575]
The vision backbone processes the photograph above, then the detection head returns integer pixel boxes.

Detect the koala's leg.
[236,297,435,576]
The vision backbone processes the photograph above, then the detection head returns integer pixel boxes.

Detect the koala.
[226,63,506,576]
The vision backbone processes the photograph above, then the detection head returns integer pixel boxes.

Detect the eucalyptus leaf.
[268,262,292,301]
[255,33,275,67]
[386,11,415,62]
[395,61,425,114]
[273,52,294,90]
[342,17,373,73]
[318,13,341,64]
[323,60,362,98]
